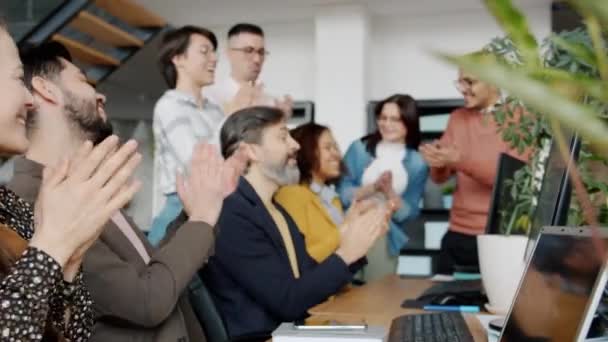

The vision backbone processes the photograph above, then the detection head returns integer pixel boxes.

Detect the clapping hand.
[177,143,250,226]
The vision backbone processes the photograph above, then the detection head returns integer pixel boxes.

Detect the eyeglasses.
[231,46,269,58]
[454,78,478,92]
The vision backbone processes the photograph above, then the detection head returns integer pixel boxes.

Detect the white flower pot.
[477,234,528,315]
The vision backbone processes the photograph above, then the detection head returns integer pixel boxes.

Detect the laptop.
[389,226,608,342]
[498,226,608,342]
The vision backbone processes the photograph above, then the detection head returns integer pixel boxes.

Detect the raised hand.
[420,141,461,168]
[223,82,264,115]
[30,136,142,268]
[335,204,390,265]
[177,142,249,226]
[374,171,392,194]
[274,95,293,118]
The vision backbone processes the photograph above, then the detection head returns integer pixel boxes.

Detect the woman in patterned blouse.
[0,24,142,341]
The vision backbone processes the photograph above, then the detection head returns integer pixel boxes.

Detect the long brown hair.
[362,94,421,157]
[290,123,346,185]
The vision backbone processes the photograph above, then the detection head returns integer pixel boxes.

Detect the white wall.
[369,5,552,100]
[314,5,371,154]
[205,5,552,151]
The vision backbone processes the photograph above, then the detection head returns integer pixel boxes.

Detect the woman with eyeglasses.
[0,23,140,341]
[338,94,429,281]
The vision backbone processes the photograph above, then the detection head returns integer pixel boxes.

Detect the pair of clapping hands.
[30,136,248,280]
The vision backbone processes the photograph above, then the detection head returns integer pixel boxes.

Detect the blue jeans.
[148,193,183,246]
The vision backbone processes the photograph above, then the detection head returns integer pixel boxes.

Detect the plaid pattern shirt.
[152,89,225,215]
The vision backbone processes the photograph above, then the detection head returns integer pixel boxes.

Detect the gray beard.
[262,162,300,186]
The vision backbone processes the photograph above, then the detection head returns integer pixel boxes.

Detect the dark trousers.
[437,230,479,275]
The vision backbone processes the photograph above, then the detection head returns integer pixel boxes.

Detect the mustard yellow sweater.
[274,184,342,262]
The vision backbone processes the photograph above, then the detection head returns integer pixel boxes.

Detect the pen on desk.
[423,305,480,313]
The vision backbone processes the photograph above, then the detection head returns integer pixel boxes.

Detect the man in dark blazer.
[11,42,247,342]
[201,106,391,340]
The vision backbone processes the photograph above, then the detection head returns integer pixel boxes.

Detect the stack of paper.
[272,323,387,342]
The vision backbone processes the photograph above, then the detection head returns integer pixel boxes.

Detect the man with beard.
[419,66,530,274]
[10,42,248,342]
[201,106,391,340]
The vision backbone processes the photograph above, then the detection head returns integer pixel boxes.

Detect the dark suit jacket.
[8,157,212,342]
[201,177,364,339]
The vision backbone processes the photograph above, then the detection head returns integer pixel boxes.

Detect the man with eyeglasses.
[419,63,530,275]
[204,23,293,117]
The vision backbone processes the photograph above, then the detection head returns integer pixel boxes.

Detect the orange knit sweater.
[430,107,530,236]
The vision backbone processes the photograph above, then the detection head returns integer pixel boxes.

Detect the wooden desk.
[306,275,488,341]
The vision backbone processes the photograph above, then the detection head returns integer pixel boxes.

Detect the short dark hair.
[362,94,421,156]
[228,23,264,39]
[220,106,284,158]
[20,41,72,90]
[290,123,346,185]
[157,25,218,88]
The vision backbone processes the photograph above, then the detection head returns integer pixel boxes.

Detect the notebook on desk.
[272,322,386,342]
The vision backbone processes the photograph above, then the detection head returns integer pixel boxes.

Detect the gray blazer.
[8,157,212,342]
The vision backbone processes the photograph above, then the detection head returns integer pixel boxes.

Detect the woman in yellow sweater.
[275,123,346,262]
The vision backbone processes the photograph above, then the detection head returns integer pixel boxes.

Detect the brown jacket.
[8,156,212,342]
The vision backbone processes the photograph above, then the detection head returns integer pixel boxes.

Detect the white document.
[272,323,386,342]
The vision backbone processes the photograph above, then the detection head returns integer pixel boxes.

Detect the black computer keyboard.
[388,312,475,342]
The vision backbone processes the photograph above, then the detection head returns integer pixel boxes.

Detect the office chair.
[188,275,230,342]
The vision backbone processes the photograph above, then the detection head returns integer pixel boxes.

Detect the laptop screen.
[500,227,607,342]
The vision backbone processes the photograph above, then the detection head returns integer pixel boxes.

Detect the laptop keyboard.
[388,312,475,342]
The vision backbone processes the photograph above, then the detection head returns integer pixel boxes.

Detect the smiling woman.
[275,123,347,262]
[337,94,429,281]
[0,24,140,342]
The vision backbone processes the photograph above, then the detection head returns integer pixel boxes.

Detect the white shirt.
[152,89,225,215]
[361,142,409,195]
[204,76,276,109]
[204,76,277,148]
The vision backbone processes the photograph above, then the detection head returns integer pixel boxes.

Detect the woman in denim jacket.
[338,94,429,281]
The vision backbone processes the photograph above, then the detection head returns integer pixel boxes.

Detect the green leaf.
[550,35,597,68]
[570,0,608,30]
[567,1,608,79]
[528,68,608,102]
[584,16,608,81]
[483,0,539,67]
[437,52,608,150]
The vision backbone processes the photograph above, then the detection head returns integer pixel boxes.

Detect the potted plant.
[441,1,608,313]
[441,183,455,208]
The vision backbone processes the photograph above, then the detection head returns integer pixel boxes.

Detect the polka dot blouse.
[0,186,93,341]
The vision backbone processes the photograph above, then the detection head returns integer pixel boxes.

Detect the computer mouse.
[435,294,459,305]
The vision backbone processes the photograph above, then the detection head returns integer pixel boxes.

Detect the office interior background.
[0,0,580,276]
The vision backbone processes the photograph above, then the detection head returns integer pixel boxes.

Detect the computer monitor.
[525,132,581,260]
[288,101,314,128]
[486,153,527,234]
